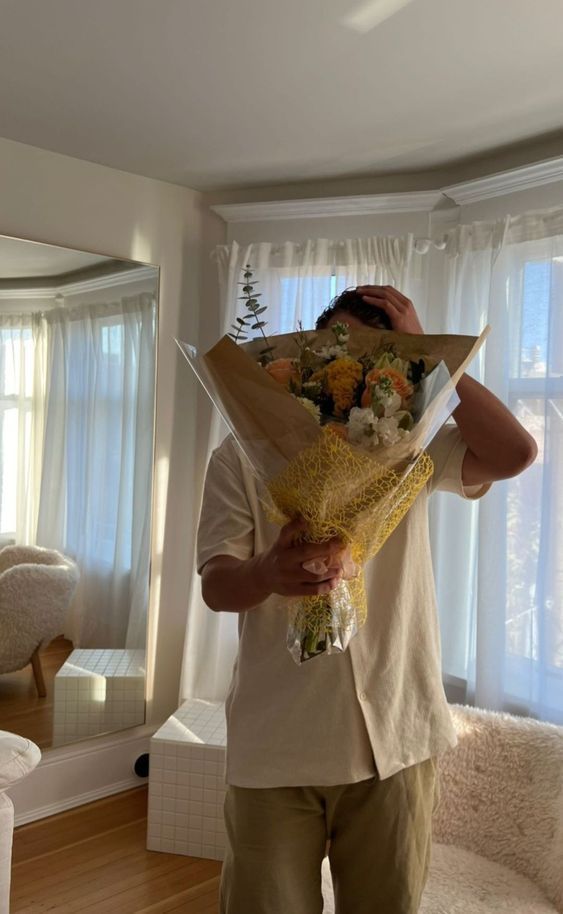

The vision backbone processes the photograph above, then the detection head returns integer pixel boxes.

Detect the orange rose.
[265,358,300,388]
[361,367,413,407]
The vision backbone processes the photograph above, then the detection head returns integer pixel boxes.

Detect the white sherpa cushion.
[0,546,79,674]
[321,843,558,913]
[0,731,41,790]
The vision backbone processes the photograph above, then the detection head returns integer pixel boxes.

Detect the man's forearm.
[201,554,272,613]
[200,521,345,613]
[453,374,537,477]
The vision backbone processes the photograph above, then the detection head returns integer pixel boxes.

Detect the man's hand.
[201,517,345,612]
[356,285,424,335]
[256,517,344,599]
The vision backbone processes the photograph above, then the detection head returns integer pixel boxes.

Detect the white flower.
[316,343,349,360]
[332,321,350,344]
[295,396,321,423]
[347,407,380,449]
[371,385,402,417]
[347,407,410,450]
[377,417,405,447]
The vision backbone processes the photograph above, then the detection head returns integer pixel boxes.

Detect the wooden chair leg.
[31,646,47,698]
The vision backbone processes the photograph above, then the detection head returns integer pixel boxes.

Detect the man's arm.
[452,374,536,485]
[357,284,537,486]
[201,518,345,613]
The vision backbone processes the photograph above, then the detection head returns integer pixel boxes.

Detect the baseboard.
[13,777,144,826]
[8,724,156,826]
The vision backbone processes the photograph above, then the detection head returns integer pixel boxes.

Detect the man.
[196,285,537,914]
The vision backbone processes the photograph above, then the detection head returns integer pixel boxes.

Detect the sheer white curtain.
[0,313,46,545]
[430,210,563,724]
[36,293,156,649]
[179,236,425,702]
[213,236,423,336]
[182,222,563,724]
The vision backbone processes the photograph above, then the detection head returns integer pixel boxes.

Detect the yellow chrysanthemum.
[325,357,363,416]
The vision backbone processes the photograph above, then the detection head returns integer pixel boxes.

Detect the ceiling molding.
[0,266,156,300]
[211,157,563,223]
[57,265,156,296]
[211,191,446,223]
[442,156,563,204]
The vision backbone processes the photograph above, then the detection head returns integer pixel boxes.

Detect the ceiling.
[0,236,112,279]
[1,0,562,192]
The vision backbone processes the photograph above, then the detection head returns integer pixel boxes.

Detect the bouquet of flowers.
[179,274,488,664]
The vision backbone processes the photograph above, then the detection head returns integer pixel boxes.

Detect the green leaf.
[252,321,267,329]
[255,306,267,315]
[236,316,248,325]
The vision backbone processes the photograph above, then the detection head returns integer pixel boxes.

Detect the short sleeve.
[196,438,255,573]
[426,422,492,500]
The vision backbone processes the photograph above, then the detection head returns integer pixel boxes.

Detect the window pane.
[0,327,33,398]
[0,407,18,533]
[278,274,334,333]
[516,258,563,381]
[507,397,563,672]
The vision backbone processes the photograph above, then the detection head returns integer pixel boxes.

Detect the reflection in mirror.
[0,235,158,750]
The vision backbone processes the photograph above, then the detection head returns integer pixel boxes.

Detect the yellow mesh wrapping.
[266,426,434,644]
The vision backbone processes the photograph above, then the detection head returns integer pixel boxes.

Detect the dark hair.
[315,288,392,330]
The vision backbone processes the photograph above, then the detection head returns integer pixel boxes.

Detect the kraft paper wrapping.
[195,325,490,477]
[178,324,489,662]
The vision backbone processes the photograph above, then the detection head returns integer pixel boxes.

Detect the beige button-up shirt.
[197,423,490,786]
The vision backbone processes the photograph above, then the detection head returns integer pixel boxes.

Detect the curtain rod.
[211,236,449,261]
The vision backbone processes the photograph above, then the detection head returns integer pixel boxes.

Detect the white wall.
[0,136,226,815]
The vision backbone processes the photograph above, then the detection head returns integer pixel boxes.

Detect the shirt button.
[359,691,367,701]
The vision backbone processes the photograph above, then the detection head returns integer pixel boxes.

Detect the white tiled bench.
[147,699,227,860]
[52,648,146,746]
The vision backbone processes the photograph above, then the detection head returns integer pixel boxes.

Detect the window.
[505,257,563,714]
[278,274,338,333]
[0,325,34,537]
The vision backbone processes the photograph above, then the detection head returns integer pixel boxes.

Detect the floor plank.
[12,787,148,864]
[11,787,222,913]
[0,637,73,750]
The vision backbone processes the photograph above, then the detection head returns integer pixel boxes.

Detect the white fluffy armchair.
[0,545,79,697]
[322,704,563,913]
[0,730,41,914]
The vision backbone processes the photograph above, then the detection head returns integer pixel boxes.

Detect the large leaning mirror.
[0,235,158,750]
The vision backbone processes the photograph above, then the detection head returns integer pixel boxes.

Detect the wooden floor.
[11,787,222,913]
[0,637,74,750]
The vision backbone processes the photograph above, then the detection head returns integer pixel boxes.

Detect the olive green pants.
[220,758,439,914]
